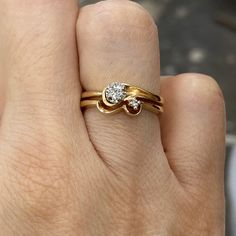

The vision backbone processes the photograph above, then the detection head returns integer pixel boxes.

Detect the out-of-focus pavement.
[81,0,236,235]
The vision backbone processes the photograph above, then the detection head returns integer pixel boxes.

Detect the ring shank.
[81,83,164,116]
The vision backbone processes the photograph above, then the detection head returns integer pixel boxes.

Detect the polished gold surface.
[81,82,164,116]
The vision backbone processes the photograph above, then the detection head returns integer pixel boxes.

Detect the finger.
[0,0,83,129]
[160,73,226,193]
[0,0,89,209]
[77,1,170,175]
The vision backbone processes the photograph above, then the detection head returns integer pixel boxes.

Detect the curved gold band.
[80,82,164,116]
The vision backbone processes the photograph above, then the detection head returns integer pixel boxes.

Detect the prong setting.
[105,82,127,105]
[128,97,141,110]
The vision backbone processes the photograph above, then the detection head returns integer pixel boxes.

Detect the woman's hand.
[0,0,225,235]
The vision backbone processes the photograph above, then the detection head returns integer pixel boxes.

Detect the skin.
[0,0,225,235]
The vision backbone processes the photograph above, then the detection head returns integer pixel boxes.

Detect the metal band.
[80,82,164,116]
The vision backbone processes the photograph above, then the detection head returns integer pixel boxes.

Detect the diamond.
[105,82,127,104]
[128,97,141,110]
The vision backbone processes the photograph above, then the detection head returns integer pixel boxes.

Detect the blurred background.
[81,0,236,234]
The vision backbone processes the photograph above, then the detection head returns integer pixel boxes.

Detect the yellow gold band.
[80,82,164,116]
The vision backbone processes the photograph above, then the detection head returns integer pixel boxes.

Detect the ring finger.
[77,0,170,177]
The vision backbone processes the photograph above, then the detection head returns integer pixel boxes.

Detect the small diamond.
[128,97,141,110]
[105,82,127,104]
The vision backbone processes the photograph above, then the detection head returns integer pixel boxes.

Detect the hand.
[0,1,225,235]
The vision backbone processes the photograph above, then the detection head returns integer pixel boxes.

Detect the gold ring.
[80,82,164,116]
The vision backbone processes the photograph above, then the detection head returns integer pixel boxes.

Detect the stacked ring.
[81,82,164,116]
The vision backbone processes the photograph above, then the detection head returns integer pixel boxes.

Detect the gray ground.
[155,0,236,136]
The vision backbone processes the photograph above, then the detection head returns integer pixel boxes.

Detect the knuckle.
[79,0,158,43]
[176,73,225,107]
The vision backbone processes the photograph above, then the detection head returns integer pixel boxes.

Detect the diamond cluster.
[105,82,127,104]
[105,82,141,110]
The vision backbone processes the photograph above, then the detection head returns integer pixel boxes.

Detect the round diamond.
[105,82,127,104]
[128,97,141,110]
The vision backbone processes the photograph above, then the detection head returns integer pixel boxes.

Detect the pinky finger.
[160,73,226,193]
